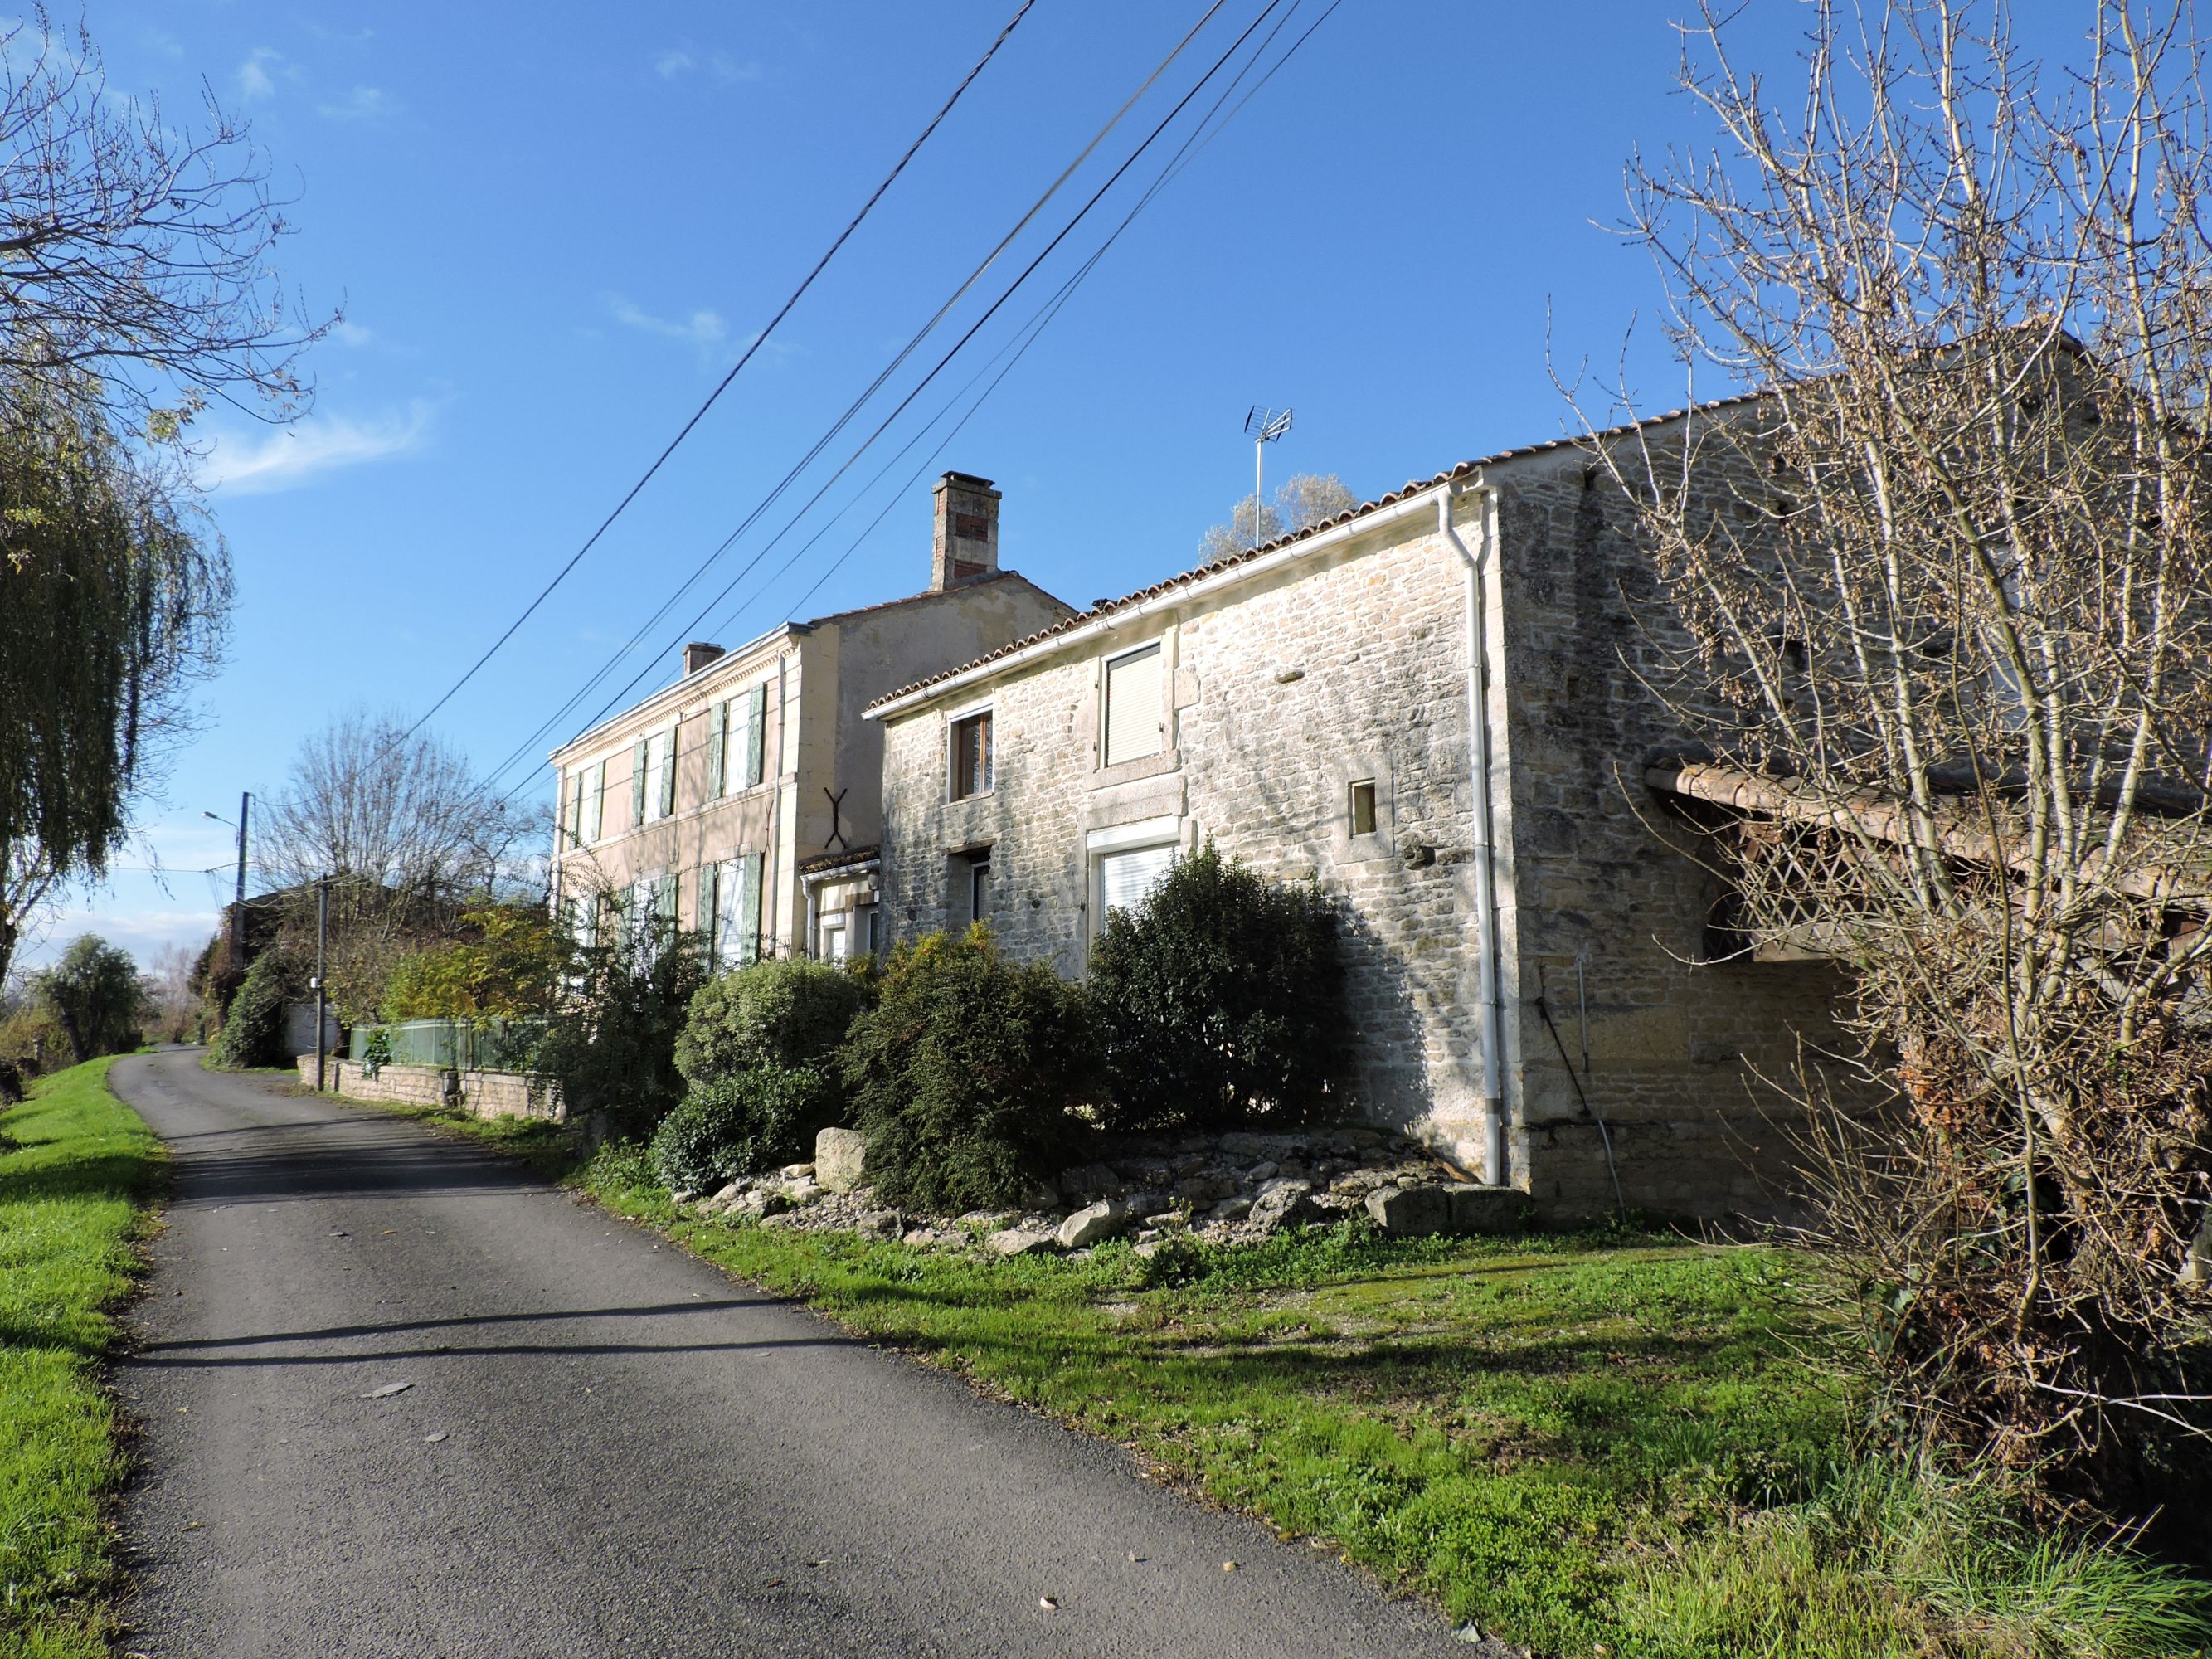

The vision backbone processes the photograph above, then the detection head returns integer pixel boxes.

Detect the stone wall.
[876,426,1864,1222]
[878,518,1499,1168]
[1488,440,1859,1219]
[300,1057,565,1123]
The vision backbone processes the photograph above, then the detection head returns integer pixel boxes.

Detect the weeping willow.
[0,370,231,980]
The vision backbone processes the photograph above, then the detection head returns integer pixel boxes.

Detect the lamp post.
[202,792,249,973]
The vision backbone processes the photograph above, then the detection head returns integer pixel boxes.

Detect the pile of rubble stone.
[668,1123,1530,1256]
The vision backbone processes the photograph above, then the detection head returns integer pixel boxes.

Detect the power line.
[478,0,1341,812]
[533,0,1296,772]
[360,0,1038,768]
[467,0,1242,795]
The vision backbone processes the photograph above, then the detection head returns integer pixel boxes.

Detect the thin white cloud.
[607,293,729,359]
[318,85,395,121]
[236,46,286,101]
[333,319,376,348]
[198,401,432,497]
[654,45,762,85]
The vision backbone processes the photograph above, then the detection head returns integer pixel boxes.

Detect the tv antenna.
[1244,406,1292,548]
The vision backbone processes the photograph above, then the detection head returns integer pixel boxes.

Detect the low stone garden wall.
[300,1057,565,1123]
[672,1124,1532,1257]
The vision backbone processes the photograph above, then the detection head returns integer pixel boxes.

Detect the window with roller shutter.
[1101,642,1163,767]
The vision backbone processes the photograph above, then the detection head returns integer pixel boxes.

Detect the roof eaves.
[863,394,1759,715]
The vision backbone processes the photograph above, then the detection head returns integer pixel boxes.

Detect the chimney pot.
[683,641,725,675]
[931,471,1000,592]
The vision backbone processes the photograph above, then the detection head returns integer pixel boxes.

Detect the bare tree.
[0,11,324,426]
[1579,0,2212,1508]
[256,713,530,1020]
[1198,472,1356,561]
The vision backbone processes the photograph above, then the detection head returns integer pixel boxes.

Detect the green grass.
[343,1104,2212,1659]
[0,1058,163,1658]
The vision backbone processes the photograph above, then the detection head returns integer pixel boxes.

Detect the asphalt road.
[110,1050,1468,1659]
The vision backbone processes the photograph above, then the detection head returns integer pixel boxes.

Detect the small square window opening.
[1349,779,1378,837]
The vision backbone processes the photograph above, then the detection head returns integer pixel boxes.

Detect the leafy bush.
[378,902,564,1022]
[536,911,707,1139]
[650,1063,836,1193]
[1087,842,1348,1132]
[840,927,1099,1213]
[211,951,290,1069]
[674,957,870,1090]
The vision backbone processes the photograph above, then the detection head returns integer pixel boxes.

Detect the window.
[633,727,675,825]
[712,684,768,797]
[967,854,991,924]
[1096,842,1174,919]
[1102,642,1163,766]
[821,918,848,964]
[950,709,993,799]
[706,851,765,968]
[1349,779,1378,837]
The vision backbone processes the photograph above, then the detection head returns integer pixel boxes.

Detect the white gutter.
[1438,482,1511,1188]
[865,488,1446,722]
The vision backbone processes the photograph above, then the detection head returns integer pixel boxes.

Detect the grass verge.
[0,1057,163,1659]
[337,1100,2212,1659]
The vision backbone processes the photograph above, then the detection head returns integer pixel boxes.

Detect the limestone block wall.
[1488,442,1859,1218]
[301,1058,566,1123]
[878,521,1499,1167]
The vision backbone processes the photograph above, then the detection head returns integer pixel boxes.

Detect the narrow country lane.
[109,1050,1466,1659]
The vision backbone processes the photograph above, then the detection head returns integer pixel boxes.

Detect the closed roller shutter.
[1098,842,1176,917]
[1102,644,1163,766]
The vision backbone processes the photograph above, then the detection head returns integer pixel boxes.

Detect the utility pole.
[1243,406,1293,549]
[203,792,250,975]
[314,874,330,1092]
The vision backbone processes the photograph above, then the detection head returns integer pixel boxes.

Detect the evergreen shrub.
[674,957,870,1089]
[839,927,1099,1213]
[1087,842,1348,1132]
[650,1063,835,1193]
[537,913,707,1139]
[211,951,289,1070]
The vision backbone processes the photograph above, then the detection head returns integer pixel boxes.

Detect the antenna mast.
[1243,405,1293,549]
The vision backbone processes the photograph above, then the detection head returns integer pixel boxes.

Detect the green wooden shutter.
[630,739,648,825]
[661,722,679,818]
[701,862,721,966]
[737,850,763,966]
[590,761,605,840]
[707,702,727,798]
[746,684,768,787]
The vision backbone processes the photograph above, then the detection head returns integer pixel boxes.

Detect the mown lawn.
[0,1058,163,1659]
[347,1103,2212,1659]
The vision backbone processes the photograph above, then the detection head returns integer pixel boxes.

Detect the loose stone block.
[814,1127,869,1194]
[1365,1184,1450,1238]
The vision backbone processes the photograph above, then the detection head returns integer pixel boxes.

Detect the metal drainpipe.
[1437,483,1511,1186]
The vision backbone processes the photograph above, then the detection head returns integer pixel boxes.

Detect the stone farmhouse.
[864,412,1852,1219]
[548,474,1072,967]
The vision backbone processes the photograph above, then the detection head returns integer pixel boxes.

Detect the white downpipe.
[1438,484,1511,1187]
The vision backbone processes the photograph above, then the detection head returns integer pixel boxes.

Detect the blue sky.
[32,0,1796,971]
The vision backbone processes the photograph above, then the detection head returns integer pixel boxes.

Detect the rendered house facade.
[548,474,1073,966]
[867,417,1850,1219]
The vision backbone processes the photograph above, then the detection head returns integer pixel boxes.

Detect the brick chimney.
[930,472,1000,592]
[682,641,725,675]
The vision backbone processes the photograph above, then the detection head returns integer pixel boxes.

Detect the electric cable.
[475,0,1341,812]
[467,0,1239,795]
[533,0,1294,770]
[321,0,1037,792]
